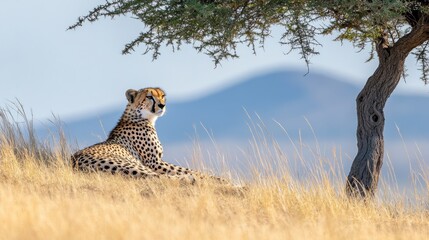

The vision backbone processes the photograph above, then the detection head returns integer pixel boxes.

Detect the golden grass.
[0,105,428,240]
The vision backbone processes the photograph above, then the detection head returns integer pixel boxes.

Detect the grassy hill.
[2,104,429,240]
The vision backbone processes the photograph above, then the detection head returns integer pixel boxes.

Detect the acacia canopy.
[70,0,429,78]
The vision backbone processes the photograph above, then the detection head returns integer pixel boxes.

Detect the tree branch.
[394,18,429,55]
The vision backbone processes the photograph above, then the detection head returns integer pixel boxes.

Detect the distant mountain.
[36,69,429,186]
[56,69,429,146]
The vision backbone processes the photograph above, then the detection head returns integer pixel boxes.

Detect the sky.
[1,0,429,121]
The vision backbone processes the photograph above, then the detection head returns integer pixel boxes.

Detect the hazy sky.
[1,0,428,121]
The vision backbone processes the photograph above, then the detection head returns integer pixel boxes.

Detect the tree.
[69,0,429,198]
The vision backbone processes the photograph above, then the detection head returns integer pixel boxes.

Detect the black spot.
[372,114,379,122]
[104,165,110,170]
[112,167,117,171]
[132,171,138,175]
[124,170,129,174]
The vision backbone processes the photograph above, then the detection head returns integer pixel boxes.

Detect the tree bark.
[346,45,406,198]
[346,24,429,198]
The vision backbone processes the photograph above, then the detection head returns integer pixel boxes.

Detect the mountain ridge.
[32,69,429,187]
[52,69,429,149]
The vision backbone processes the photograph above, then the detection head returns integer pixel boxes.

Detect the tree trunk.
[346,48,406,198]
[346,24,429,198]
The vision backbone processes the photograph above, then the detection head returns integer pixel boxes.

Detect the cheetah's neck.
[107,115,156,142]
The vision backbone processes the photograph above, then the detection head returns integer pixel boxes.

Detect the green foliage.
[69,0,429,81]
[412,41,429,83]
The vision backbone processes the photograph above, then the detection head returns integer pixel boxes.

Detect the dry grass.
[0,104,428,240]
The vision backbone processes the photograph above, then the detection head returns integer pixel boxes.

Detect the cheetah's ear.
[126,89,138,104]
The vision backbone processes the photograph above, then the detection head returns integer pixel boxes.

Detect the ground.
[0,149,428,240]
[0,107,428,240]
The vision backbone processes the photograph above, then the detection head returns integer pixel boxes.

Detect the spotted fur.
[71,87,224,183]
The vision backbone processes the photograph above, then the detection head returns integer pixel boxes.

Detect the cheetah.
[71,87,225,183]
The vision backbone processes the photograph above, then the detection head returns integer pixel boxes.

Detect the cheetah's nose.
[158,103,165,109]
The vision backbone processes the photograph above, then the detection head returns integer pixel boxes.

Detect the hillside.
[57,69,429,150]
[2,106,429,240]
[60,70,359,145]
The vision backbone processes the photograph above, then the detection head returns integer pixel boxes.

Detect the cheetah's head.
[125,87,166,124]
